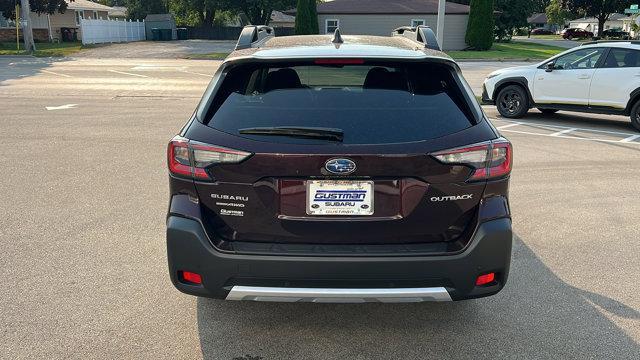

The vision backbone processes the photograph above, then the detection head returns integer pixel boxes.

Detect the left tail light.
[431,139,512,181]
[167,135,252,180]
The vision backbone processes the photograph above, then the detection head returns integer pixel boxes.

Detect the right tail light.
[432,139,512,181]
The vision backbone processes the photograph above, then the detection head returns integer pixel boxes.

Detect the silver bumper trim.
[225,286,452,303]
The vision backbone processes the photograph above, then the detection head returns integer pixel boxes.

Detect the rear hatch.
[182,59,499,245]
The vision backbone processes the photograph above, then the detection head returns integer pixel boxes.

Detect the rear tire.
[538,108,558,115]
[631,101,640,132]
[496,85,529,118]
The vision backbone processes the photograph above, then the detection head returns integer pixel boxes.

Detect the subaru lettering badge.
[325,158,356,175]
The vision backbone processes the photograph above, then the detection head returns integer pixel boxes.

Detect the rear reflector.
[168,135,252,180]
[432,139,512,182]
[475,273,496,286]
[179,271,202,285]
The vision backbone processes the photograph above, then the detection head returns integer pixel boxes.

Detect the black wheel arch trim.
[493,77,533,108]
[626,87,640,114]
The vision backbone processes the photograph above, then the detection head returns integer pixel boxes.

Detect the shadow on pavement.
[0,57,68,86]
[196,236,639,359]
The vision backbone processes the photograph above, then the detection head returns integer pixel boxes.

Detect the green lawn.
[447,41,566,61]
[0,42,90,57]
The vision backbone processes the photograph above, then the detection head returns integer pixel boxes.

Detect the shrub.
[465,0,495,50]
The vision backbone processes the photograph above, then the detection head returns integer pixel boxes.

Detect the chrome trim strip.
[225,286,452,303]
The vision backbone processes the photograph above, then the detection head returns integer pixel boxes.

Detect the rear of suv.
[167,26,513,303]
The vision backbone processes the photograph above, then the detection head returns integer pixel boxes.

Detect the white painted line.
[497,122,522,130]
[45,104,78,111]
[549,128,577,137]
[41,69,71,78]
[500,128,640,145]
[108,69,149,78]
[181,70,213,78]
[491,118,637,137]
[620,134,640,143]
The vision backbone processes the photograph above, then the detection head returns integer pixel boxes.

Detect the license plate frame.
[306,180,374,216]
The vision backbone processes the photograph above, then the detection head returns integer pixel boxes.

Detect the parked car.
[561,28,593,40]
[482,40,640,131]
[531,28,554,35]
[602,29,630,40]
[166,25,514,303]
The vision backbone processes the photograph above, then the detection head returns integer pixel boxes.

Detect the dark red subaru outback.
[167,26,513,302]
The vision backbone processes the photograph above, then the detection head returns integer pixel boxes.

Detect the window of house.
[411,19,426,27]
[75,10,83,26]
[93,11,98,20]
[325,19,339,34]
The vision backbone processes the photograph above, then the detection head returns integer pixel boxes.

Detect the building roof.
[527,13,548,24]
[570,13,627,24]
[66,0,115,12]
[227,34,453,62]
[271,10,295,23]
[286,0,470,15]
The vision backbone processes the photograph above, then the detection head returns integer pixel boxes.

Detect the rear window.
[204,61,476,144]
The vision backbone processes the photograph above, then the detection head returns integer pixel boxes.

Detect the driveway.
[75,40,236,59]
[513,36,581,49]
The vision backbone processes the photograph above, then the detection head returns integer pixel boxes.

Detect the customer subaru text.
[166,26,513,303]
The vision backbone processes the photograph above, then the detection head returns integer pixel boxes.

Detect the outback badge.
[325,158,356,175]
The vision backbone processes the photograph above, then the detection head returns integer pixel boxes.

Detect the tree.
[562,0,631,37]
[294,0,312,34]
[168,0,233,27]
[307,0,318,34]
[545,0,572,28]
[229,0,296,25]
[126,0,167,20]
[465,0,494,50]
[495,0,533,41]
[0,0,69,20]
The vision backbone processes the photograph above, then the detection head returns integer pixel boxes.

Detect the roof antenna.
[332,28,344,44]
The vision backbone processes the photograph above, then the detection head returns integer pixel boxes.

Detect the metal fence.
[80,18,146,44]
[186,26,295,40]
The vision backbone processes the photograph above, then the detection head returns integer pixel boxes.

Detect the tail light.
[167,135,252,180]
[432,139,512,181]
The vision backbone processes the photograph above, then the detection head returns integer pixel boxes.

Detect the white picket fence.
[80,18,146,45]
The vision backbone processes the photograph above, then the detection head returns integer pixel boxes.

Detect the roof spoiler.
[392,25,441,51]
[235,25,275,50]
[581,39,640,46]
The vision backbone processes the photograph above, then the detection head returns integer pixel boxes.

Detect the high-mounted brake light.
[167,135,252,180]
[314,58,365,65]
[432,139,512,181]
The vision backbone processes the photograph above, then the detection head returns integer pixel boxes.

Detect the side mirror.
[545,62,555,72]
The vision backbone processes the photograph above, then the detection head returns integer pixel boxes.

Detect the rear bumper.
[167,216,512,302]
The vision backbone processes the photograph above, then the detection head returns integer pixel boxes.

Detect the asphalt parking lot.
[0,57,638,359]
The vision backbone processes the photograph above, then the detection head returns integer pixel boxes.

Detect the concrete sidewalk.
[74,40,236,59]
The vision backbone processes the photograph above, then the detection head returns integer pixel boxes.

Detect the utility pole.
[436,0,445,49]
[20,0,36,53]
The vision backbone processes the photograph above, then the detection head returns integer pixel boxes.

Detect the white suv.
[482,41,640,131]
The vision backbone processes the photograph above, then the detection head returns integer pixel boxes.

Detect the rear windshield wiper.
[238,127,344,142]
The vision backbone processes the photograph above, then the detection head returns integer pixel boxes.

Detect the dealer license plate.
[306,180,374,216]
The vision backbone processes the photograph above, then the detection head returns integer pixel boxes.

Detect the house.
[569,13,626,34]
[0,0,122,42]
[527,12,561,33]
[285,0,471,50]
[270,10,295,28]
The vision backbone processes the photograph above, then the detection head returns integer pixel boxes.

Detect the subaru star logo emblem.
[325,158,356,174]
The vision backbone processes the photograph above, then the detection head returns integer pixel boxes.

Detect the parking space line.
[107,69,149,78]
[620,134,640,143]
[499,128,640,145]
[492,118,637,137]
[549,128,577,137]
[496,122,522,130]
[181,70,214,78]
[41,69,72,78]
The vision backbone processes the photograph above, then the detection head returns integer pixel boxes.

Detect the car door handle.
[577,74,591,79]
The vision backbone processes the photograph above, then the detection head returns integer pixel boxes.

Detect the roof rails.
[392,25,441,51]
[235,25,275,50]
[582,40,640,46]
